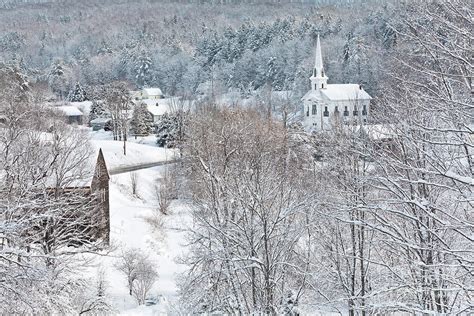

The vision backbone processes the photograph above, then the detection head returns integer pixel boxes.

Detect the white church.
[302,35,372,131]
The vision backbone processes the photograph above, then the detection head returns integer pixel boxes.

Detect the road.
[109,159,178,175]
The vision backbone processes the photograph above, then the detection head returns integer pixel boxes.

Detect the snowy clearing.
[88,165,190,314]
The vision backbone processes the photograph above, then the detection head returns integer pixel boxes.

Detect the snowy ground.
[82,131,189,314]
[87,164,190,314]
[90,132,177,172]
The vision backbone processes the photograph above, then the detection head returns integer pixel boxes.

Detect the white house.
[142,88,164,100]
[302,35,372,131]
[140,99,171,123]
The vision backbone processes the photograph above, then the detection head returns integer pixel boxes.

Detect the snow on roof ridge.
[143,87,163,95]
[56,105,83,116]
[320,84,372,101]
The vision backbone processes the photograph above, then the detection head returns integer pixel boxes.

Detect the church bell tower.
[310,34,328,91]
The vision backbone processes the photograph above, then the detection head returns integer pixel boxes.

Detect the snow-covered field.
[80,131,189,313]
[87,164,190,314]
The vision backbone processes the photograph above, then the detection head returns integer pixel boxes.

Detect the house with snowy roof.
[55,105,84,125]
[302,35,372,131]
[142,87,164,100]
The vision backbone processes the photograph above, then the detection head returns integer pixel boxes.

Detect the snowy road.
[108,159,179,175]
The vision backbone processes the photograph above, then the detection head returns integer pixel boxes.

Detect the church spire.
[314,34,324,76]
[310,34,328,90]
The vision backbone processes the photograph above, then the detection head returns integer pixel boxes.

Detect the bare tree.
[115,247,158,305]
[76,268,113,315]
[0,64,107,314]
[129,172,139,196]
[132,257,158,305]
[180,107,312,314]
[115,248,141,296]
[154,177,172,215]
[103,82,132,155]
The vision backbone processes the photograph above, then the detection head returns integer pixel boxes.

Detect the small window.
[314,84,317,90]
[335,106,339,114]
[353,106,359,116]
[306,108,309,117]
[362,104,367,115]
[99,189,107,202]
[323,106,329,117]
[343,106,349,116]
[312,104,317,115]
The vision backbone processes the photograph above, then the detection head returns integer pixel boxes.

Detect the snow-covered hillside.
[88,165,190,314]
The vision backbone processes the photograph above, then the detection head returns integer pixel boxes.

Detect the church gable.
[90,148,110,243]
[92,149,109,185]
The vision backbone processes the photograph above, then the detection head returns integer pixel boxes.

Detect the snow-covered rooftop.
[90,117,111,124]
[303,84,372,102]
[56,105,83,116]
[136,97,191,116]
[321,84,372,101]
[71,101,93,115]
[143,88,163,96]
[140,99,171,117]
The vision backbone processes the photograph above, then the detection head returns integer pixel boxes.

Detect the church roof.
[321,84,372,101]
[303,84,372,102]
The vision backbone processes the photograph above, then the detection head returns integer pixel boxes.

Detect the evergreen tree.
[155,111,187,148]
[48,60,69,99]
[135,50,152,88]
[130,102,152,136]
[89,100,107,124]
[68,82,87,102]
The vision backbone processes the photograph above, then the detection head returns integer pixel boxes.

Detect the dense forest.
[0,0,398,99]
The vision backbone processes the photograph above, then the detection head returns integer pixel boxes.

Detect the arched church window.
[306,107,309,117]
[353,106,359,116]
[312,104,317,115]
[344,106,349,116]
[362,104,367,115]
[335,106,339,114]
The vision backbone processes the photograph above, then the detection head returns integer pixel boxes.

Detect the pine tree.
[130,102,152,136]
[89,100,107,124]
[155,111,187,148]
[48,60,69,99]
[68,82,87,102]
[135,50,152,88]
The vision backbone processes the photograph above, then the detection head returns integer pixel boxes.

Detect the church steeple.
[310,34,328,91]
